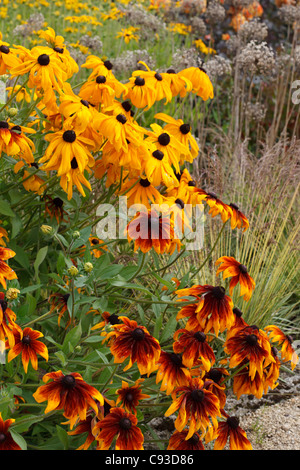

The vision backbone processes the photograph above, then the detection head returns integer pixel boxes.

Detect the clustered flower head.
[237,40,276,76]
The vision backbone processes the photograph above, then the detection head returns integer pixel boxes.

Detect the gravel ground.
[237,395,300,450]
[147,366,300,450]
[224,365,300,450]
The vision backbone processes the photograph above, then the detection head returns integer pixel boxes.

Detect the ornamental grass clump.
[0,0,299,452]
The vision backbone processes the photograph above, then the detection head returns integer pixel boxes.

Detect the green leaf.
[62,322,82,354]
[54,350,67,366]
[34,246,48,281]
[9,429,27,450]
[26,293,37,316]
[12,414,45,433]
[20,284,42,294]
[160,315,178,343]
[153,312,163,340]
[97,265,123,280]
[56,425,69,450]
[0,198,15,217]
[108,279,152,294]
[56,251,66,276]
[8,242,30,271]
[11,214,22,238]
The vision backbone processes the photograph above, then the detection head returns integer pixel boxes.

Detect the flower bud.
[40,224,53,235]
[84,262,93,273]
[8,107,18,117]
[68,266,78,277]
[72,231,80,239]
[6,288,20,300]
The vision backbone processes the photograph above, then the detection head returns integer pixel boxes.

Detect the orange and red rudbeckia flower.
[48,292,71,328]
[67,412,97,450]
[127,208,181,256]
[116,379,150,414]
[0,246,18,290]
[104,316,161,376]
[265,325,299,370]
[224,324,275,381]
[165,377,221,440]
[156,351,191,395]
[93,407,144,450]
[228,203,249,232]
[176,284,235,337]
[0,412,22,450]
[173,329,215,371]
[168,430,205,450]
[7,326,49,373]
[216,256,256,301]
[33,370,104,429]
[214,412,252,450]
[0,292,22,348]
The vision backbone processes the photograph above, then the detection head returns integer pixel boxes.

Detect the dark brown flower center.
[22,335,31,345]
[207,191,217,199]
[0,299,7,313]
[152,149,164,160]
[116,114,127,124]
[108,314,120,325]
[119,417,132,430]
[38,54,50,66]
[0,121,9,129]
[208,368,223,384]
[139,178,151,187]
[239,264,248,274]
[96,75,106,84]
[170,352,183,367]
[154,72,162,81]
[91,238,99,244]
[134,76,145,86]
[188,433,199,444]
[80,99,89,108]
[211,286,225,300]
[233,307,243,317]
[125,392,134,402]
[158,133,170,146]
[286,334,293,344]
[188,180,196,186]
[0,433,6,443]
[61,374,76,387]
[53,197,64,207]
[71,157,78,169]
[132,328,145,341]
[63,293,70,302]
[179,123,190,134]
[166,68,176,74]
[193,331,206,343]
[63,130,76,143]
[190,389,204,402]
[121,100,132,112]
[11,125,21,134]
[246,334,258,346]
[0,45,9,54]
[227,416,239,429]
[53,46,64,54]
[230,203,239,211]
[104,60,113,70]
[175,198,184,209]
